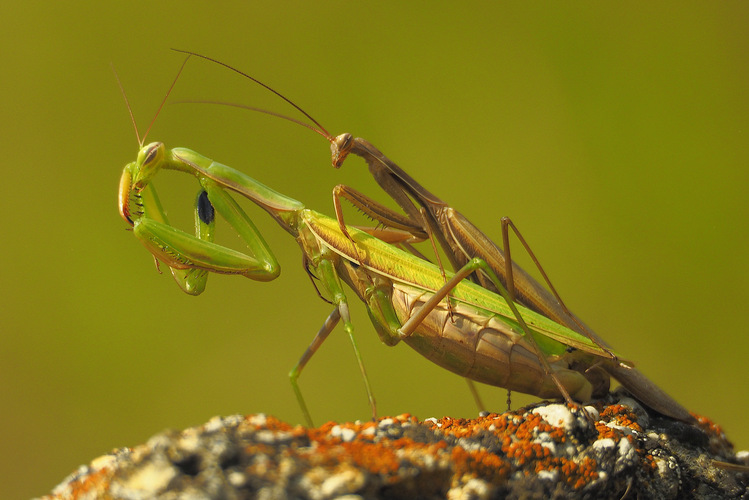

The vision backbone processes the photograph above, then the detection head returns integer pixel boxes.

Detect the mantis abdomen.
[392,283,607,402]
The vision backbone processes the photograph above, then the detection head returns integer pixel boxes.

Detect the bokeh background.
[2,3,747,497]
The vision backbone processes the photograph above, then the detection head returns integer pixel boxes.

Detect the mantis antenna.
[112,54,191,148]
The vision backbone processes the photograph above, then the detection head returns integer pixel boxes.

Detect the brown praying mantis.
[169,50,695,424]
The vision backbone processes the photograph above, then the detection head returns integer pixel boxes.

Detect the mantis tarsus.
[120,138,633,427]
[169,49,695,424]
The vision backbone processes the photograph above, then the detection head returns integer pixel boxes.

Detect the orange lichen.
[299,410,636,490]
[559,456,599,489]
[694,413,724,438]
[599,404,642,432]
[594,421,620,440]
[61,465,113,497]
[643,453,657,470]
[450,446,511,485]
[425,411,610,490]
[340,441,401,476]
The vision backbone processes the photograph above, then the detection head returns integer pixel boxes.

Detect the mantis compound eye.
[141,142,165,167]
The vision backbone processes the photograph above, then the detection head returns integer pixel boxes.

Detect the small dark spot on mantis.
[197,191,215,225]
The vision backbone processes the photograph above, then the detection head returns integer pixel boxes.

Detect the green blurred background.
[2,2,747,497]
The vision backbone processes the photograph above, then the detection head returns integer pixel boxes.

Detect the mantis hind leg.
[499,216,615,360]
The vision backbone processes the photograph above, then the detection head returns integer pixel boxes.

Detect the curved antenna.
[111,55,191,148]
[175,99,332,141]
[141,55,191,146]
[111,63,142,146]
[171,48,332,140]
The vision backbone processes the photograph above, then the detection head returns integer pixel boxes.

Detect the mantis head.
[113,54,190,226]
[331,133,354,168]
[118,142,167,225]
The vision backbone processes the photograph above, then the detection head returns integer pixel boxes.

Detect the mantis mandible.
[169,49,695,424]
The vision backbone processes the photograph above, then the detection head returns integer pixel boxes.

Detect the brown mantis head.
[331,133,355,168]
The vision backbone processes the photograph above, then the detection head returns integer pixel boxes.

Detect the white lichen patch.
[424,417,440,427]
[247,414,268,428]
[340,428,356,442]
[330,425,357,442]
[204,414,244,432]
[228,471,246,487]
[448,477,491,500]
[592,438,616,452]
[617,436,636,462]
[118,461,176,494]
[177,431,201,453]
[320,468,365,498]
[90,451,122,471]
[537,469,558,481]
[254,429,294,444]
[532,404,574,431]
[361,426,376,437]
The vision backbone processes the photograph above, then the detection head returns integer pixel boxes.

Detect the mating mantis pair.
[118,53,694,426]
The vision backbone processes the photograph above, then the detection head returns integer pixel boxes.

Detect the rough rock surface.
[41,396,747,499]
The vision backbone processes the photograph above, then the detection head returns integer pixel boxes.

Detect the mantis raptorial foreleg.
[130,180,208,294]
[120,145,282,294]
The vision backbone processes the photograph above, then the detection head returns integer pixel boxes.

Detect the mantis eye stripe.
[144,146,159,165]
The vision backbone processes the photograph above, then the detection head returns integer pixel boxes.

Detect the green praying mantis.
[116,58,641,427]
[170,50,695,424]
[119,140,636,428]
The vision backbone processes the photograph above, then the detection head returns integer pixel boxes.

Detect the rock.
[39,398,748,500]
